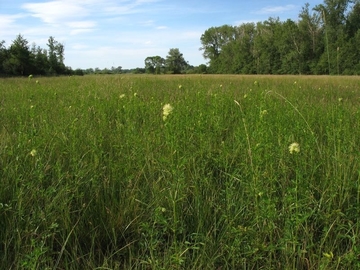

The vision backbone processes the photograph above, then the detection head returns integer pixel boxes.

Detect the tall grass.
[1,75,359,269]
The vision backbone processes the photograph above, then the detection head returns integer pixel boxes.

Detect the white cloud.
[66,21,97,29]
[0,14,22,25]
[256,5,297,14]
[21,1,89,24]
[70,28,95,35]
[71,43,89,50]
[66,20,97,35]
[0,14,26,36]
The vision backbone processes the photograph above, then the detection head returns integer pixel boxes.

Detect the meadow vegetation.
[1,74,359,269]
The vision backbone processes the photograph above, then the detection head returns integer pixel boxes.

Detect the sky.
[0,0,323,70]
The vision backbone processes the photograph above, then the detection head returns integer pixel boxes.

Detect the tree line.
[200,0,360,75]
[0,35,77,76]
[2,0,359,76]
[143,48,207,74]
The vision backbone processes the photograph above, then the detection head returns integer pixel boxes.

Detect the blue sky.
[1,0,322,70]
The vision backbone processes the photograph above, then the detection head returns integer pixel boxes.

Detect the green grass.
[1,74,360,269]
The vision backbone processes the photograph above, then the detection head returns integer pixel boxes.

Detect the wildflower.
[338,98,343,102]
[289,142,300,154]
[162,103,173,121]
[260,110,268,118]
[243,94,248,99]
[30,149,37,157]
[133,92,137,97]
[28,74,33,79]
[178,85,182,89]
[36,80,39,84]
[119,94,125,99]
[219,84,223,88]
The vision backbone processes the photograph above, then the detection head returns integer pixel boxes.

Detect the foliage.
[165,48,188,74]
[1,74,360,269]
[145,56,165,74]
[0,35,70,77]
[200,0,360,75]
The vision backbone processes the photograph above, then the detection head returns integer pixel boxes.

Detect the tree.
[165,48,188,74]
[111,66,122,74]
[218,23,256,74]
[47,36,65,75]
[298,3,323,74]
[345,1,360,37]
[252,19,283,74]
[0,40,8,75]
[200,25,236,72]
[144,56,165,74]
[314,0,353,74]
[3,34,32,75]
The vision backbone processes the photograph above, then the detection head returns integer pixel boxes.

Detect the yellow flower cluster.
[288,142,300,154]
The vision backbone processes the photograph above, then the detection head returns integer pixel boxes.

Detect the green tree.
[0,40,8,75]
[273,19,303,74]
[165,48,188,74]
[220,23,256,74]
[253,19,282,74]
[314,0,353,74]
[200,25,236,73]
[298,3,323,74]
[145,56,165,74]
[341,1,360,74]
[47,36,65,75]
[345,1,360,37]
[3,34,32,75]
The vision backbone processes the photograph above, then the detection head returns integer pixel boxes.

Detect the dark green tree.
[47,36,65,74]
[0,40,7,75]
[3,34,32,75]
[165,48,188,74]
[253,18,283,74]
[200,25,236,73]
[145,56,165,74]
[298,3,323,74]
[314,0,353,74]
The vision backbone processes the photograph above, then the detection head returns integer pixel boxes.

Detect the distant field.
[1,74,360,269]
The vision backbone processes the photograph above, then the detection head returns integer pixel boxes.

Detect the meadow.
[1,74,359,269]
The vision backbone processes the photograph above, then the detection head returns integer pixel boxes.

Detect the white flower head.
[289,142,300,154]
[30,149,37,157]
[162,103,173,121]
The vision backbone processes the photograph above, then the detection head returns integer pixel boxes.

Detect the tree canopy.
[200,0,360,75]
[144,49,190,74]
[0,35,71,76]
